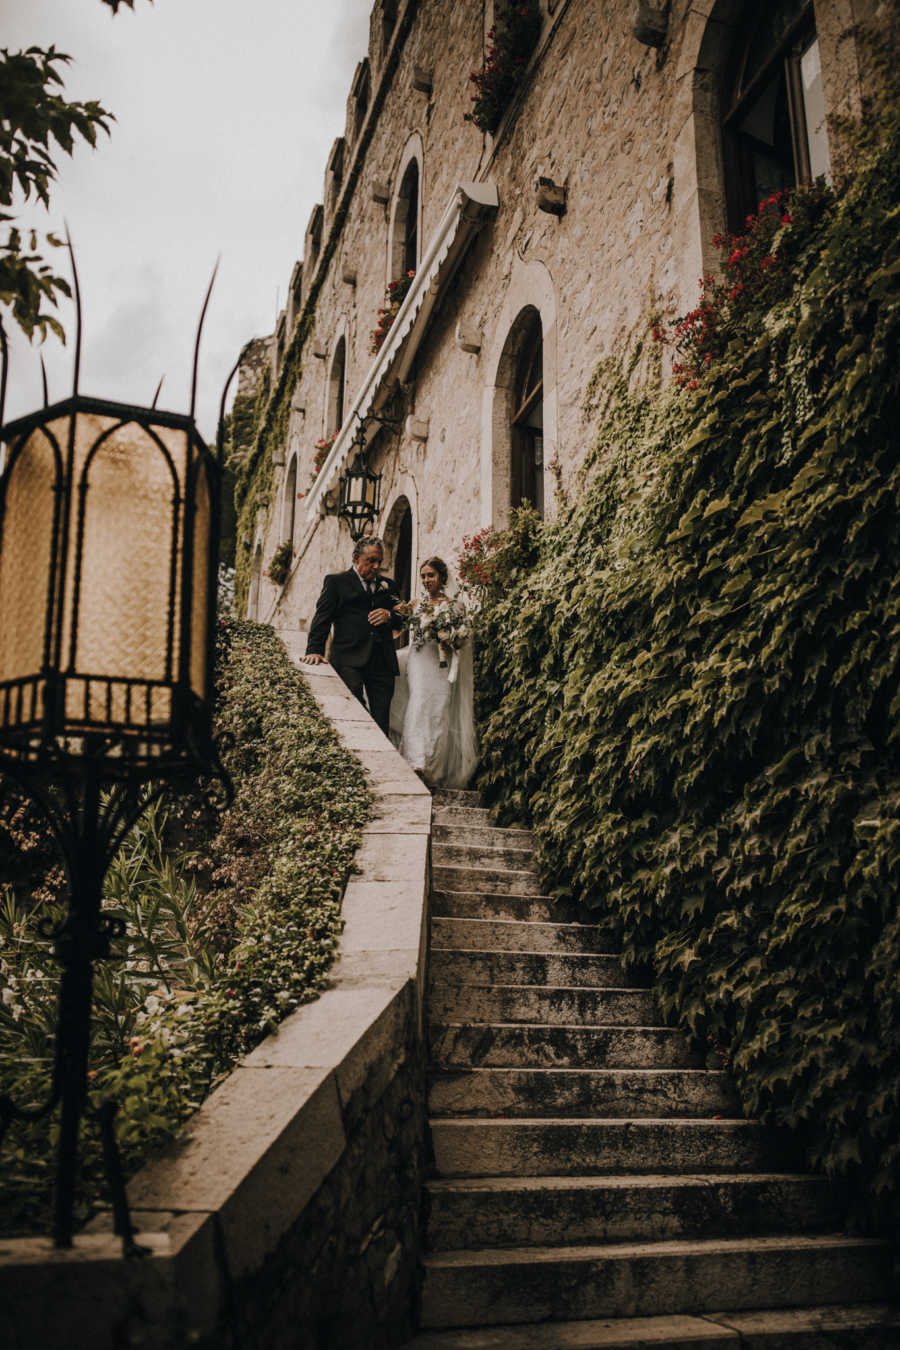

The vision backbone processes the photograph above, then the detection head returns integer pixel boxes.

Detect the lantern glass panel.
[0,430,58,720]
[71,419,183,714]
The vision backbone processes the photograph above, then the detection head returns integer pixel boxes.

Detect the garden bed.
[0,620,370,1238]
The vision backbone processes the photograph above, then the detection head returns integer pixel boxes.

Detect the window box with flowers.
[310,434,336,488]
[266,540,293,586]
[465,1,542,135]
[369,271,416,354]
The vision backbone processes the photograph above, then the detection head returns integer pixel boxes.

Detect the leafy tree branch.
[0,2,151,343]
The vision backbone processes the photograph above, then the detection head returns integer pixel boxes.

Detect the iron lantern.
[0,397,219,772]
[337,429,382,541]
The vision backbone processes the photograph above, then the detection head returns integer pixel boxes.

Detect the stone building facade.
[236,0,885,627]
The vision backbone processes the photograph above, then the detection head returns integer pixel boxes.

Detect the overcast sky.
[1,0,372,439]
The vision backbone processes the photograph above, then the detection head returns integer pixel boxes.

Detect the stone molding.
[0,651,432,1350]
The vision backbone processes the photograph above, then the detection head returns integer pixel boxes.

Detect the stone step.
[433,843,539,871]
[427,1067,739,1119]
[428,984,657,1026]
[433,824,536,850]
[430,1023,697,1070]
[432,807,493,829]
[430,1118,787,1178]
[401,1303,900,1349]
[433,866,544,897]
[424,1173,834,1249]
[431,918,606,955]
[429,950,631,989]
[433,789,484,806]
[431,891,559,923]
[704,1303,900,1347]
[418,1235,891,1329]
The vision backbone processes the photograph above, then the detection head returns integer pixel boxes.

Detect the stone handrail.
[0,650,431,1350]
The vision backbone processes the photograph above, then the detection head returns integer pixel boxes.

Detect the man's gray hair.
[353,535,384,559]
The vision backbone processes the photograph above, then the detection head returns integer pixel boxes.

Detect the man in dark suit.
[300,536,403,736]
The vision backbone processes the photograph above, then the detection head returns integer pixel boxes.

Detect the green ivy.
[474,36,900,1235]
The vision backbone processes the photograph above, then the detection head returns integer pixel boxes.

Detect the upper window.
[307,204,323,270]
[352,60,370,140]
[327,337,346,438]
[382,0,397,58]
[282,454,298,550]
[722,1,830,230]
[510,311,543,518]
[327,138,345,211]
[390,158,420,281]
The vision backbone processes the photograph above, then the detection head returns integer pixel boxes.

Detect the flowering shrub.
[369,270,415,353]
[311,434,335,483]
[0,620,369,1236]
[653,183,831,388]
[266,539,292,585]
[465,1,542,134]
[457,507,542,599]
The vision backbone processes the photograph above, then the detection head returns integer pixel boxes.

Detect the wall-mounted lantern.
[337,412,399,540]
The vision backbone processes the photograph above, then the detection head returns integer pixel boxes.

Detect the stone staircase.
[402,789,899,1349]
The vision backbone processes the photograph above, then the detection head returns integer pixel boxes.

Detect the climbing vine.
[473,32,900,1235]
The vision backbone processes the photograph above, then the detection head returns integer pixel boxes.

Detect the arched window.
[391,158,420,281]
[352,60,370,140]
[306,204,323,271]
[249,544,263,620]
[510,312,543,518]
[327,138,345,213]
[384,495,413,644]
[722,1,830,230]
[327,337,346,437]
[381,0,397,60]
[282,454,297,550]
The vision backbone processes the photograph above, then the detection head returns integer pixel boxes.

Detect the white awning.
[305,180,499,518]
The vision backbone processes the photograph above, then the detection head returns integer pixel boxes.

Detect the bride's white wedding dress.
[395,619,478,788]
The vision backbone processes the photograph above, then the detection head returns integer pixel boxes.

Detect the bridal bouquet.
[404,598,471,680]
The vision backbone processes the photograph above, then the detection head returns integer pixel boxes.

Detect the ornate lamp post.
[0,266,233,1252]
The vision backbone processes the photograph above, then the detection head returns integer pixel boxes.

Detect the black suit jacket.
[306,569,403,673]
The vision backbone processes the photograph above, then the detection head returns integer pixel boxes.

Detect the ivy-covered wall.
[473,34,900,1235]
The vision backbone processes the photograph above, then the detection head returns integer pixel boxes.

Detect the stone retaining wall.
[0,653,432,1350]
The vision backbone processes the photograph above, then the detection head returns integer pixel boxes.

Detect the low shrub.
[0,619,369,1236]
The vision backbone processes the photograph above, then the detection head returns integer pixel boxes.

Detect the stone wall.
[199,1001,426,1350]
[0,659,432,1350]
[240,0,880,633]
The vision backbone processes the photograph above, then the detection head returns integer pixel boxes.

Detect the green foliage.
[0,619,369,1236]
[0,45,114,340]
[457,514,542,601]
[267,539,292,586]
[464,0,542,134]
[474,62,900,1233]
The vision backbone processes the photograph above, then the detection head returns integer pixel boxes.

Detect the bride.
[394,556,478,789]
